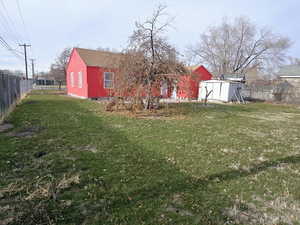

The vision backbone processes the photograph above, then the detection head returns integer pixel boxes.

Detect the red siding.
[176,66,213,99]
[87,67,114,98]
[66,49,88,98]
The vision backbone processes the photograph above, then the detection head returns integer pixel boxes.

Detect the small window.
[104,72,114,88]
[70,72,74,87]
[78,71,83,88]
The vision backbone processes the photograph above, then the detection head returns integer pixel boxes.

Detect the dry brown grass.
[104,106,187,120]
[224,194,300,225]
[0,173,80,225]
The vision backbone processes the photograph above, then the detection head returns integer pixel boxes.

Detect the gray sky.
[0,0,299,75]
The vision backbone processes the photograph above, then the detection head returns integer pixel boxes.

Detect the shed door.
[212,83,220,100]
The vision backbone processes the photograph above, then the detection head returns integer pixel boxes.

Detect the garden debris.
[25,183,52,200]
[25,174,80,200]
[0,174,79,225]
[56,173,80,190]
[0,123,13,132]
[0,181,24,198]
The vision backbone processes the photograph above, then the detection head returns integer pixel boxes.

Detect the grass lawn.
[1,90,300,225]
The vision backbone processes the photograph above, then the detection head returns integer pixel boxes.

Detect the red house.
[66,48,120,99]
[175,66,213,99]
[66,48,212,99]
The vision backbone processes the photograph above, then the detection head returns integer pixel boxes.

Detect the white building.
[199,80,244,103]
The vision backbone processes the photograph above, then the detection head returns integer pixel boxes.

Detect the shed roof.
[202,79,241,84]
[278,65,300,77]
[220,74,245,79]
[75,48,122,68]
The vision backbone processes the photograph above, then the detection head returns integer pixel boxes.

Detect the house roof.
[75,48,122,68]
[186,65,200,72]
[278,65,300,77]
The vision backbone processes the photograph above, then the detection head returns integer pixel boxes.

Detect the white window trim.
[104,72,114,89]
[78,71,83,88]
[70,72,74,87]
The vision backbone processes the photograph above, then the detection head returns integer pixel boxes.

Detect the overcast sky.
[0,0,299,75]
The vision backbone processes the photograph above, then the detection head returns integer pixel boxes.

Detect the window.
[78,71,83,88]
[70,72,74,87]
[104,72,114,88]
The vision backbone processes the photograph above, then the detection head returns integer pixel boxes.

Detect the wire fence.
[242,82,300,104]
[0,73,33,121]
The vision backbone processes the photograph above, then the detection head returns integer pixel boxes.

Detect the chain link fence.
[0,73,33,121]
[242,81,300,104]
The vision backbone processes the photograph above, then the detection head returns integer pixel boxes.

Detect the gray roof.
[277,65,300,77]
[218,74,245,82]
[75,48,122,68]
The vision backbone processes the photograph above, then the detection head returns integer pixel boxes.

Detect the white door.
[161,82,168,96]
[172,85,177,99]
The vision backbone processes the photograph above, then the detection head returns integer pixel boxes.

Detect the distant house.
[278,65,300,87]
[66,48,213,99]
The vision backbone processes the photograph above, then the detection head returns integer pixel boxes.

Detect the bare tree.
[287,57,300,65]
[203,86,213,106]
[188,17,291,75]
[112,5,186,111]
[49,47,72,88]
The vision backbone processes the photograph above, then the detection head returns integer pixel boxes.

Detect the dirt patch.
[105,108,187,120]
[33,151,47,158]
[240,112,299,122]
[110,124,124,129]
[164,193,194,217]
[239,128,267,138]
[75,145,98,153]
[23,100,38,105]
[224,195,300,225]
[136,112,186,120]
[6,126,43,138]
[0,123,14,132]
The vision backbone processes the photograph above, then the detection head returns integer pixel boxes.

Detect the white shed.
[199,80,244,102]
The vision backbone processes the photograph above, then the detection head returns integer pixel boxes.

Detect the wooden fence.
[0,73,33,121]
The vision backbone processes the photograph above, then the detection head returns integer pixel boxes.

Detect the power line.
[0,0,23,45]
[0,0,34,73]
[15,0,35,61]
[0,35,23,60]
[15,0,29,43]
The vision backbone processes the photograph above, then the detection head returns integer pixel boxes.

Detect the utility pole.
[19,43,31,79]
[30,58,35,79]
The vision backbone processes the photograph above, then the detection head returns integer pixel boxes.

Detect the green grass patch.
[1,91,300,224]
